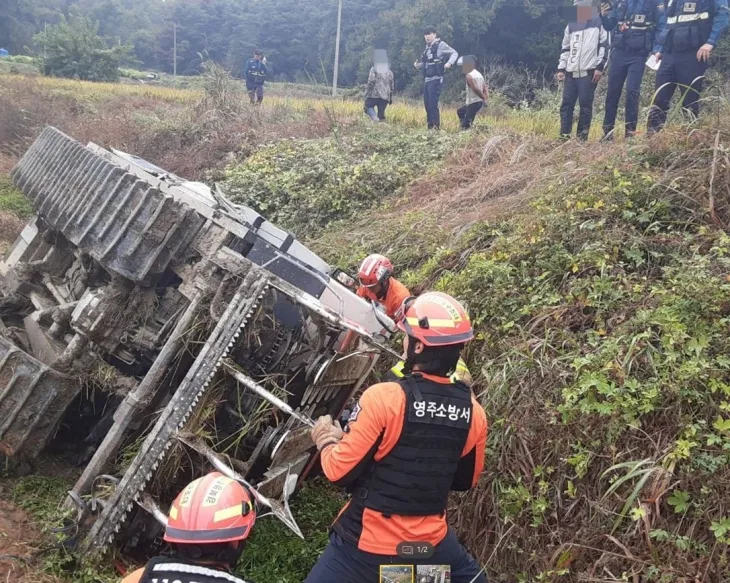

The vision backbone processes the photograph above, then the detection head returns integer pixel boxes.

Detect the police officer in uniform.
[414,26,458,130]
[305,292,488,583]
[647,0,729,132]
[244,49,268,105]
[601,0,667,139]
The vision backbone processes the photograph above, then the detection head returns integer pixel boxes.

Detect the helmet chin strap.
[404,338,440,375]
[376,278,390,300]
[405,339,461,377]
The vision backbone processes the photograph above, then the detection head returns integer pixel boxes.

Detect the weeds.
[235,479,345,583]
[3,70,730,582]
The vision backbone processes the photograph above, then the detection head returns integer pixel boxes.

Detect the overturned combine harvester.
[1,126,396,555]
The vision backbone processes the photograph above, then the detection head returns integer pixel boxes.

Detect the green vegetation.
[223,125,463,234]
[236,479,346,583]
[2,0,565,92]
[0,175,34,218]
[2,68,730,581]
[10,475,72,518]
[34,15,132,82]
[307,126,730,580]
[11,476,118,583]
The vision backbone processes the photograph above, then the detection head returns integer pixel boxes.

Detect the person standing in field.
[600,0,667,140]
[647,0,729,133]
[456,55,487,130]
[244,49,267,105]
[556,0,609,140]
[364,49,395,121]
[414,26,459,130]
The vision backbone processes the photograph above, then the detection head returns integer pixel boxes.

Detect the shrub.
[34,15,132,82]
[222,124,462,234]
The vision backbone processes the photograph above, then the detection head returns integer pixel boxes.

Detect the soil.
[0,498,61,583]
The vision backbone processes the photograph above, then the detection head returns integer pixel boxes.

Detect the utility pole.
[173,21,177,78]
[331,0,342,96]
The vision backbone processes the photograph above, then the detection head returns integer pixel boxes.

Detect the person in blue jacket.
[244,49,268,105]
[647,0,729,133]
[601,0,667,139]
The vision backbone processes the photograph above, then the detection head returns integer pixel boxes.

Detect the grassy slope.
[2,72,730,582]
[306,127,730,581]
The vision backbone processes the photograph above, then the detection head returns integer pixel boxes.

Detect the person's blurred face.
[461,56,476,74]
[576,6,596,21]
[424,32,437,44]
[373,49,389,73]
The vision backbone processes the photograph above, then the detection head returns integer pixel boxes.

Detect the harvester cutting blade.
[84,269,270,554]
[176,432,304,539]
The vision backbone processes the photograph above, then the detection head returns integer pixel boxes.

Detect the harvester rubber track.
[85,267,270,552]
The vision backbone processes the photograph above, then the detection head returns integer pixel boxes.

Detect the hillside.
[1,72,730,582]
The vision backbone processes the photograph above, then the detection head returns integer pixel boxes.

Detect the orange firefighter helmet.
[358,254,393,288]
[164,471,256,545]
[397,292,474,346]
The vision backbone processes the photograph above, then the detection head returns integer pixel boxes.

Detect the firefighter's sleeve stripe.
[214,503,243,522]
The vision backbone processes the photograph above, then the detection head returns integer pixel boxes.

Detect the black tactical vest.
[613,0,656,52]
[665,0,714,52]
[138,557,252,583]
[357,374,472,517]
[422,42,445,78]
[246,60,266,85]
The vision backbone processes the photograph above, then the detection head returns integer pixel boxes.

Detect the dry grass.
[0,73,569,137]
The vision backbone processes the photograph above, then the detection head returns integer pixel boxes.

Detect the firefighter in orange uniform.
[305,292,488,583]
[356,254,411,321]
[120,472,256,583]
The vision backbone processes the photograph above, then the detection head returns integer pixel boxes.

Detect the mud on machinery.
[0,126,398,555]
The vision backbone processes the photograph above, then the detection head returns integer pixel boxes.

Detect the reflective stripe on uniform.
[389,358,471,385]
[390,361,406,378]
[666,12,710,22]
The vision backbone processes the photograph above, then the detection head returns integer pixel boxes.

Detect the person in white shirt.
[457,55,487,130]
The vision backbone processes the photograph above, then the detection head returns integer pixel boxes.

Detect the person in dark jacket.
[413,26,459,129]
[647,0,729,133]
[601,0,667,139]
[244,49,267,105]
[557,0,609,140]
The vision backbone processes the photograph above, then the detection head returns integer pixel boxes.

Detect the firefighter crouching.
[304,292,488,583]
[356,253,411,321]
[120,472,257,583]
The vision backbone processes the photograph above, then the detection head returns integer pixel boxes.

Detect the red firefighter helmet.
[164,472,256,545]
[358,254,393,288]
[397,292,474,346]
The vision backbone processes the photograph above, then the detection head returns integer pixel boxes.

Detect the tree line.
[1,0,569,90]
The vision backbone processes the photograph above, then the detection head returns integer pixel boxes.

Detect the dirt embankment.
[0,497,61,583]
